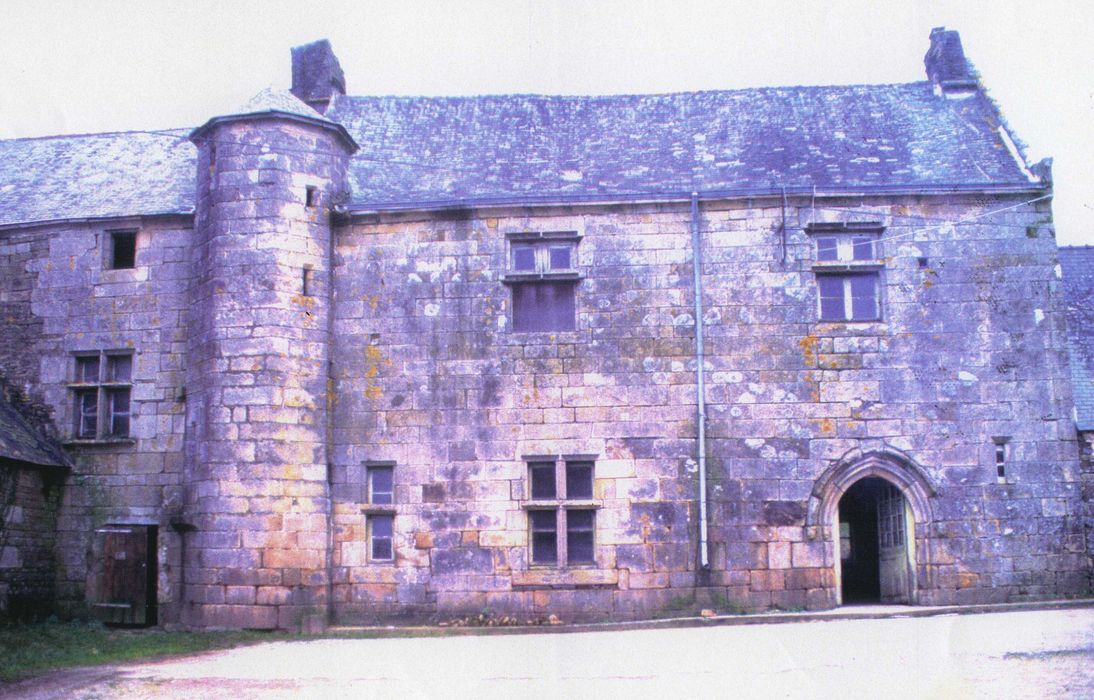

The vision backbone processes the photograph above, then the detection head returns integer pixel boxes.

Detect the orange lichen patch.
[798,334,819,367]
[363,345,389,399]
[291,294,318,308]
[957,571,980,589]
[813,418,836,436]
[368,295,380,311]
[486,218,498,229]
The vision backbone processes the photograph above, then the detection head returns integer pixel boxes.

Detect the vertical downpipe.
[690,193,710,570]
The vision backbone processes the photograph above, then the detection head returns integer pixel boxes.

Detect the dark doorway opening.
[838,477,911,604]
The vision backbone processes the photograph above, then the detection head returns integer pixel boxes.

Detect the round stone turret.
[183,91,356,630]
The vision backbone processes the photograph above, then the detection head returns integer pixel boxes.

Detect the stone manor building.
[0,29,1090,629]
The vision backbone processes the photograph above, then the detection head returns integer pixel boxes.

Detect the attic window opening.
[305,186,318,208]
[108,230,137,270]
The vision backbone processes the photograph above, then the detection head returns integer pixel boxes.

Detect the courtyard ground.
[2,604,1092,699]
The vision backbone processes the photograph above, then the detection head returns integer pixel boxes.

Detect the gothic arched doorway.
[808,447,937,607]
[837,477,914,603]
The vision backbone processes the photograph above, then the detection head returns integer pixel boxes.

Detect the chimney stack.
[291,39,346,114]
[924,27,978,98]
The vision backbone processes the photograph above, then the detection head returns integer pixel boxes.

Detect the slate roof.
[327,82,1037,211]
[1,81,1040,227]
[238,88,327,121]
[1059,246,1094,431]
[0,393,68,468]
[0,129,195,227]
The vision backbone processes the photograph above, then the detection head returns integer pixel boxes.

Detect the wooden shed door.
[92,525,157,626]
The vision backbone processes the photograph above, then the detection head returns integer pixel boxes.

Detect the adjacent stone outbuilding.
[0,383,68,619]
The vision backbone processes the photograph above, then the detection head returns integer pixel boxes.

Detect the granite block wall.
[329,193,1087,621]
[0,217,193,621]
[0,185,1087,627]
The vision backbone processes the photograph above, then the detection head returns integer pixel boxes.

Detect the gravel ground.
[3,607,1092,699]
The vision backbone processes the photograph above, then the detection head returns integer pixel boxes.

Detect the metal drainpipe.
[690,192,710,570]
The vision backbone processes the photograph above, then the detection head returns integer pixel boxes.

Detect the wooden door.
[91,525,157,626]
[877,485,910,603]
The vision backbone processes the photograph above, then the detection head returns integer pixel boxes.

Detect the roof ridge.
[334,81,931,102]
[0,128,193,143]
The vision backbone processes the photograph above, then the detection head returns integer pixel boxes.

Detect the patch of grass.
[0,619,291,682]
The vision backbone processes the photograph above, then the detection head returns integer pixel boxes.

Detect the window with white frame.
[808,223,884,322]
[503,232,581,332]
[523,456,597,566]
[364,462,395,562]
[71,352,133,440]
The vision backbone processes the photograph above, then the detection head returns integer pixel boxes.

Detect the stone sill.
[360,505,397,515]
[813,321,888,334]
[811,262,884,272]
[501,271,583,284]
[63,438,136,448]
[520,501,600,510]
[512,568,618,590]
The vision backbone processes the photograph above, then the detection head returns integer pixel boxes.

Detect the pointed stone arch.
[808,446,938,604]
[808,446,937,528]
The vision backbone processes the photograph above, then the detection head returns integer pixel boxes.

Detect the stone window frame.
[361,460,396,563]
[67,351,134,442]
[520,454,598,567]
[807,222,885,323]
[501,231,583,333]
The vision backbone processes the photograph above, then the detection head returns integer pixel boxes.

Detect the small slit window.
[994,438,1009,484]
[302,266,314,297]
[305,186,318,208]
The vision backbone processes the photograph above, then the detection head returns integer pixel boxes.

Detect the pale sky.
[1,0,1091,245]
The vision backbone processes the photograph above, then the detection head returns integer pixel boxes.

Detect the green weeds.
[0,619,288,682]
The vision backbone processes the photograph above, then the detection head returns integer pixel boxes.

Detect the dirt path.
[4,607,1093,699]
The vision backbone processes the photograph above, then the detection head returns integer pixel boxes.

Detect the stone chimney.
[290,39,346,114]
[924,27,978,98]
